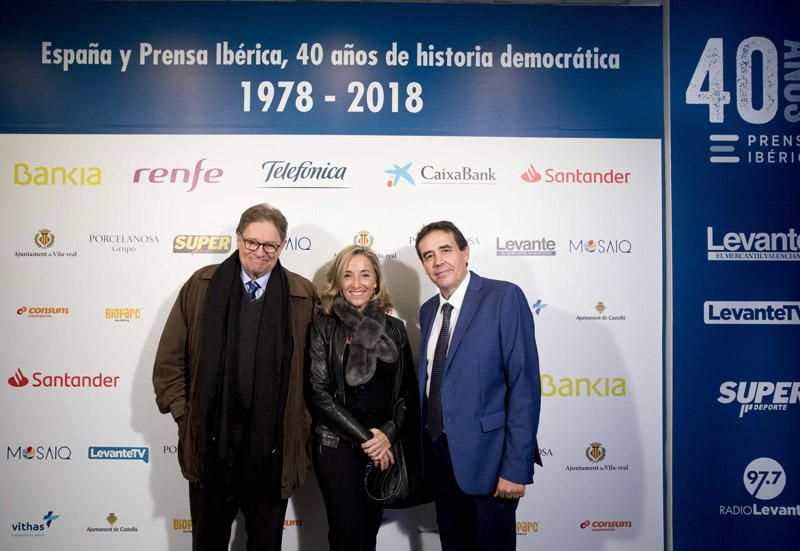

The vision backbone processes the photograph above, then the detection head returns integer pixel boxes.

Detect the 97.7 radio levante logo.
[685,37,800,165]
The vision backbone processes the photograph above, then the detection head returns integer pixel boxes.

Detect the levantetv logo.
[707,227,800,261]
[88,446,149,463]
[704,302,800,324]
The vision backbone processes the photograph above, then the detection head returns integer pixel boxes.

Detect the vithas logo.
[8,369,29,387]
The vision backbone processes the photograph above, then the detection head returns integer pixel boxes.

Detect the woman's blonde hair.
[319,245,393,314]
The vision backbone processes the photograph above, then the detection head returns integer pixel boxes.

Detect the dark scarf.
[196,252,291,493]
[332,296,398,386]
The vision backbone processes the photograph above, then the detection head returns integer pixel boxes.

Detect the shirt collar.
[438,271,471,312]
[240,269,270,290]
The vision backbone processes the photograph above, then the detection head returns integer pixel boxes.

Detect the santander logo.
[521,164,542,183]
[8,369,29,387]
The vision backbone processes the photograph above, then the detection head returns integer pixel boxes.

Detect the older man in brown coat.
[153,203,316,551]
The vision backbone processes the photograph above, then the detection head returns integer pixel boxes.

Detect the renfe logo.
[133,159,222,192]
[88,446,149,463]
[705,302,800,324]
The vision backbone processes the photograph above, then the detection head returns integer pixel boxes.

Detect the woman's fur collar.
[332,296,398,385]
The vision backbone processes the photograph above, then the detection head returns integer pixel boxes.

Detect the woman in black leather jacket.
[306,245,415,551]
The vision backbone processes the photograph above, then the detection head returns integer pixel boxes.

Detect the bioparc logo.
[11,511,60,537]
[520,162,631,185]
[569,239,632,255]
[7,445,72,461]
[17,306,69,318]
[717,381,800,418]
[516,521,540,536]
[7,368,120,389]
[14,228,78,258]
[133,158,222,193]
[173,235,231,254]
[720,457,798,517]
[105,308,142,322]
[88,446,149,463]
[386,161,496,187]
[704,301,800,325]
[259,160,349,189]
[707,227,800,261]
[173,518,192,534]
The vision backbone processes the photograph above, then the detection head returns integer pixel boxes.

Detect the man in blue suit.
[415,221,541,551]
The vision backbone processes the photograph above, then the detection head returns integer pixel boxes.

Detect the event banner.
[2,3,663,551]
[671,0,800,548]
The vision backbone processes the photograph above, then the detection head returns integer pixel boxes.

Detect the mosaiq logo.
[706,227,800,261]
[520,161,631,185]
[717,381,800,418]
[720,457,798,517]
[7,445,72,461]
[569,239,632,254]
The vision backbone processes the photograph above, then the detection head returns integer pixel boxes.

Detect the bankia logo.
[259,160,349,189]
[541,375,626,398]
[496,236,557,257]
[707,227,800,261]
[88,446,149,463]
[7,445,72,461]
[520,161,630,185]
[384,162,415,188]
[133,158,222,192]
[720,457,798,517]
[11,511,60,536]
[16,306,69,318]
[704,302,800,324]
[717,381,800,418]
[569,239,632,254]
[7,369,120,389]
[14,162,102,187]
[173,235,231,254]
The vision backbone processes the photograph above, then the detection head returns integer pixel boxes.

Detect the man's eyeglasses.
[240,237,282,254]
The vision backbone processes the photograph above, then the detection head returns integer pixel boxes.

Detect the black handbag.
[362,337,430,508]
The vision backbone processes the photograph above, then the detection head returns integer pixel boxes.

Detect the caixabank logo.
[7,368,120,389]
[173,235,231,254]
[720,457,798,517]
[520,162,631,185]
[717,381,800,418]
[11,511,60,537]
[385,161,496,187]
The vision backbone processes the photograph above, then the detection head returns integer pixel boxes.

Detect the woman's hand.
[362,428,394,470]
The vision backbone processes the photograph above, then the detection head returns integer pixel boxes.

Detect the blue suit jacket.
[419,271,541,494]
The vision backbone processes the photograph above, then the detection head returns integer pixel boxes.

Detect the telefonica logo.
[718,381,800,417]
[88,446,149,463]
[260,160,349,189]
[173,235,231,254]
[520,162,630,185]
[707,227,800,260]
[14,163,101,187]
[133,159,222,192]
[704,302,800,324]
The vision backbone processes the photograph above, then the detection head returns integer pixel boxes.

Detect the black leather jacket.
[306,312,414,448]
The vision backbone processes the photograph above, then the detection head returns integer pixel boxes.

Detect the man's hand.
[494,477,525,499]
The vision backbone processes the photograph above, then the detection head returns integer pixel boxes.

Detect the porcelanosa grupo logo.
[720,457,796,517]
[717,381,800,418]
[89,233,160,254]
[259,160,349,189]
[706,227,800,261]
[520,161,631,185]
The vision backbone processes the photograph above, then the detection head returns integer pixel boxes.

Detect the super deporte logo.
[717,381,800,417]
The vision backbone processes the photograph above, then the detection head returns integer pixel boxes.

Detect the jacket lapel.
[445,272,482,371]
